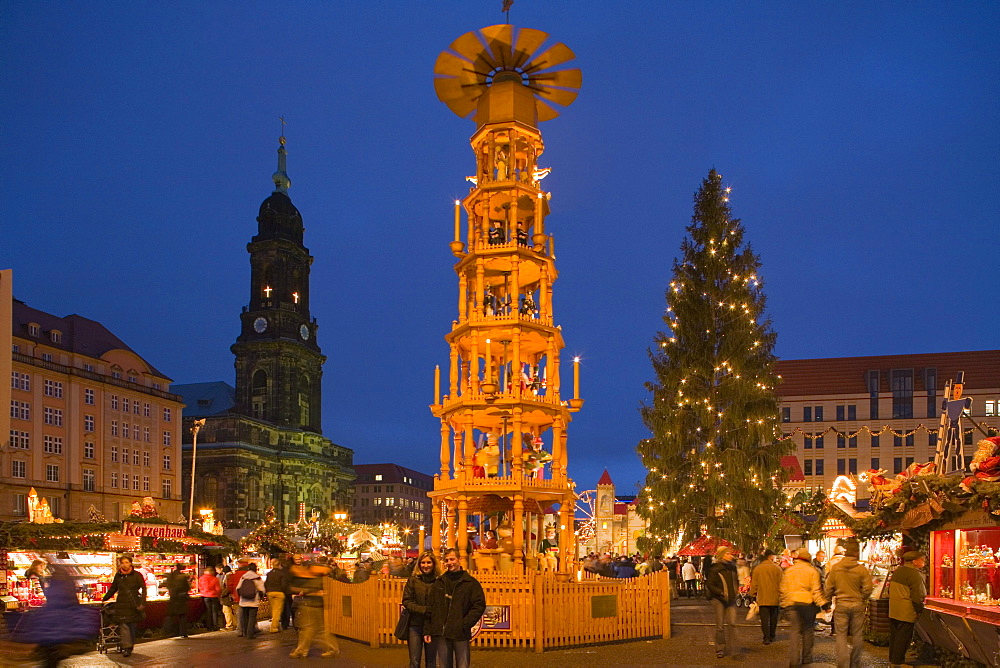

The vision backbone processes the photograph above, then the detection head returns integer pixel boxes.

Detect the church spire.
[272,117,291,194]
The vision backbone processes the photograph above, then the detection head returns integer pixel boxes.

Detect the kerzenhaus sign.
[122,522,188,538]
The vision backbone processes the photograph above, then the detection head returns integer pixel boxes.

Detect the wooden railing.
[324,570,670,653]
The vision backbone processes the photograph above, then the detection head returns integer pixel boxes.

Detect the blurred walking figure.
[265,557,290,632]
[11,567,99,667]
[749,549,782,645]
[824,541,873,668]
[705,546,740,659]
[164,563,191,638]
[780,548,827,668]
[288,559,340,658]
[236,562,266,639]
[217,565,237,629]
[199,566,222,631]
[101,555,146,657]
[425,549,486,668]
[402,550,440,667]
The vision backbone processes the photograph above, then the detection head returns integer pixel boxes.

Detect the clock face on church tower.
[253,317,268,333]
[299,324,310,340]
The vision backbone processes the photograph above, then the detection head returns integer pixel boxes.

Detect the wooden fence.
[324,570,671,653]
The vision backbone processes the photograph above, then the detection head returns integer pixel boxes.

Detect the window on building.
[837,435,845,449]
[803,407,812,422]
[122,398,130,414]
[132,476,139,491]
[128,373,137,383]
[868,370,880,420]
[46,464,59,482]
[804,434,812,449]
[122,422,129,439]
[133,424,139,439]
[111,421,118,437]
[894,435,902,447]
[815,435,824,449]
[111,472,118,488]
[84,442,94,459]
[122,474,130,490]
[925,368,938,418]
[50,331,61,343]
[905,457,914,468]
[163,408,171,422]
[133,401,140,415]
[40,353,52,362]
[143,476,150,492]
[85,388,95,405]
[43,379,63,398]
[893,457,903,474]
[143,427,150,442]
[84,414,94,432]
[46,497,60,517]
[849,435,857,448]
[28,324,39,337]
[837,459,846,475]
[929,432,938,448]
[374,497,383,505]
[849,458,857,474]
[13,494,26,516]
[9,430,29,449]
[891,369,914,419]
[163,431,171,446]
[965,430,974,446]
[375,474,383,481]
[361,486,369,493]
[12,460,26,478]
[386,486,394,493]
[83,363,94,372]
[163,478,172,499]
[781,407,790,423]
[111,395,119,411]
[836,405,845,422]
[83,469,95,492]
[111,370,121,379]
[815,460,824,476]
[43,407,62,426]
[846,405,856,421]
[143,451,150,467]
[132,451,139,465]
[905,433,914,447]
[43,435,63,454]
[804,460,813,476]
[143,402,150,417]
[871,457,880,470]
[163,453,171,470]
[10,401,30,420]
[815,406,824,422]
[111,446,118,463]
[11,372,30,390]
[871,434,880,448]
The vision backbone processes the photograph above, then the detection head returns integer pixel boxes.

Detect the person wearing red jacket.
[226,560,250,636]
[198,566,222,631]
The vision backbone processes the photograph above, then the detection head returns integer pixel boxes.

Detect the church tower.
[428,24,583,573]
[232,135,325,432]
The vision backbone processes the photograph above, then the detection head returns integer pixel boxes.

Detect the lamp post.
[188,419,206,529]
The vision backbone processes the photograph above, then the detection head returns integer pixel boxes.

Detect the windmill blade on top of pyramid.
[511,27,549,68]
[480,24,515,67]
[530,68,583,90]
[535,98,562,123]
[449,31,487,63]
[533,85,579,109]
[523,42,576,74]
[434,51,471,79]
[433,79,479,117]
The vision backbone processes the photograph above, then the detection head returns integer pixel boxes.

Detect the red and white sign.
[122,522,187,538]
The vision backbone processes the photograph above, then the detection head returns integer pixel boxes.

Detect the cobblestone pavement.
[56,599,916,667]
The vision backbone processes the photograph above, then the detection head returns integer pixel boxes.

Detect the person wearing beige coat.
[780,548,827,668]
[749,549,782,644]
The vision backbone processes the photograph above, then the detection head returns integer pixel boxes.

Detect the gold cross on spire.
[279,115,286,145]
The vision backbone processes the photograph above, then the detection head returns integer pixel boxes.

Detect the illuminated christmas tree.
[239,506,297,555]
[636,170,792,553]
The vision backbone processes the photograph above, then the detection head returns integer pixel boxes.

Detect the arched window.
[251,370,268,419]
[247,477,260,510]
[203,475,219,509]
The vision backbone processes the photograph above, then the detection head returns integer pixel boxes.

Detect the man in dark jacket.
[164,563,191,638]
[264,557,289,633]
[424,549,486,668]
[888,551,927,668]
[705,545,740,659]
[102,555,146,657]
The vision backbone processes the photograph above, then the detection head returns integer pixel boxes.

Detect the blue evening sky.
[2,1,997,496]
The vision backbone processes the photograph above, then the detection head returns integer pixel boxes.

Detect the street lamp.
[188,419,206,529]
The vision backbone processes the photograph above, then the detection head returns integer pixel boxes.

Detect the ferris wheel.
[575,490,597,541]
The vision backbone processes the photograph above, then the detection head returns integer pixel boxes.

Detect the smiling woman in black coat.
[102,555,147,656]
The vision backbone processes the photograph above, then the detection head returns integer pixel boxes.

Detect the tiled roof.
[353,463,434,486]
[173,381,236,417]
[775,350,1000,397]
[12,299,170,379]
[597,469,614,486]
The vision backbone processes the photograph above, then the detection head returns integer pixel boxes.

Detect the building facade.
[585,470,646,557]
[351,463,433,528]
[178,137,354,528]
[3,276,184,522]
[775,351,1000,493]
